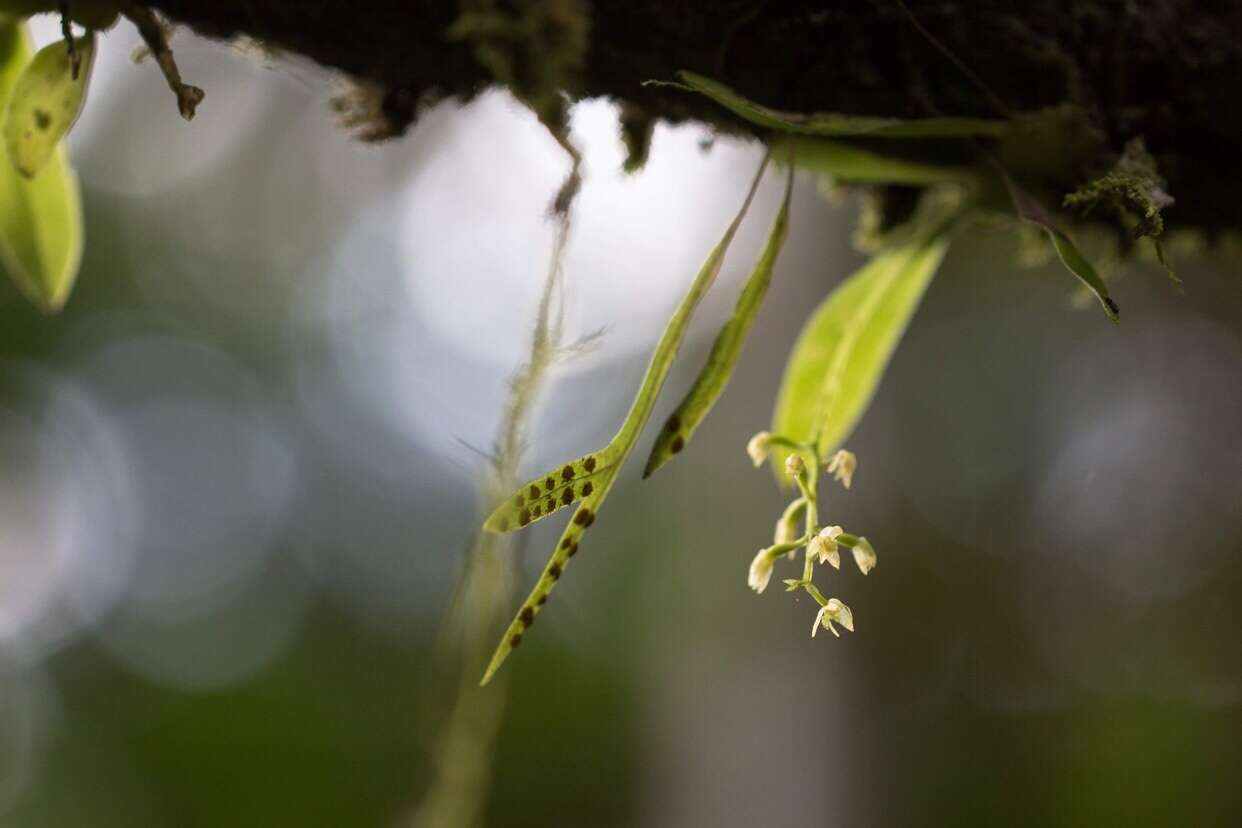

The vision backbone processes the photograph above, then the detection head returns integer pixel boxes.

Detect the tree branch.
[140,0,1242,233]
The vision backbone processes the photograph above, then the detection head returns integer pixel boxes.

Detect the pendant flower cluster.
[744,434,875,638]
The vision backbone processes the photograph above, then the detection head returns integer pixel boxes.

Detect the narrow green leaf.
[994,160,1119,321]
[480,155,771,685]
[676,71,1007,139]
[644,164,794,477]
[771,136,973,186]
[771,220,954,481]
[4,30,94,178]
[0,21,83,312]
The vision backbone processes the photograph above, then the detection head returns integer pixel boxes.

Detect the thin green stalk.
[409,219,570,828]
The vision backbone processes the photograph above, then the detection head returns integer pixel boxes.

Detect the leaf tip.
[1103,296,1120,321]
[479,641,510,686]
[641,447,664,479]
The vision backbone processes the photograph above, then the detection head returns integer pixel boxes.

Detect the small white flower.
[811,598,855,637]
[746,431,772,467]
[808,525,843,568]
[784,453,806,479]
[748,548,774,593]
[774,499,806,557]
[774,515,798,547]
[826,449,857,489]
[851,536,877,575]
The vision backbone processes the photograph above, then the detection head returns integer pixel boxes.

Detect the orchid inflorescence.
[745,433,875,638]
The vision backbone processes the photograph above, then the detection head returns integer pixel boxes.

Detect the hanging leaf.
[0,21,84,312]
[669,71,1007,139]
[478,155,772,685]
[771,219,954,481]
[4,29,95,178]
[644,164,794,477]
[993,160,1119,321]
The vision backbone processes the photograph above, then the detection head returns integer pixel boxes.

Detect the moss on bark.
[141,0,1242,234]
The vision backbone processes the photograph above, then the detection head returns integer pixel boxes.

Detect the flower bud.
[774,516,798,547]
[826,449,857,489]
[748,548,774,594]
[784,453,805,479]
[746,431,772,467]
[774,498,805,554]
[851,536,876,575]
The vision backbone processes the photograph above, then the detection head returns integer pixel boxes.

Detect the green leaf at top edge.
[0,21,85,312]
[677,71,1008,140]
[4,29,95,178]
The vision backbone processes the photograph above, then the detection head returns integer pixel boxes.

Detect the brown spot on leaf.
[515,493,525,508]
[549,563,562,579]
[531,503,542,518]
[519,607,535,627]
[567,542,578,557]
[529,484,541,499]
[561,536,573,550]
[510,633,523,648]
[671,435,685,454]
[545,476,555,490]
[584,456,596,472]
[574,508,593,526]
[537,595,547,606]
[580,481,593,497]
[561,465,574,481]
[519,508,531,526]
[667,415,680,432]
[560,488,574,506]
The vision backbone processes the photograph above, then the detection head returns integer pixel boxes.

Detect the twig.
[408,188,576,828]
[892,0,1013,119]
[59,4,80,78]
[121,2,205,120]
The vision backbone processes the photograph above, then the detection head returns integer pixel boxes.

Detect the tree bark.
[142,0,1242,233]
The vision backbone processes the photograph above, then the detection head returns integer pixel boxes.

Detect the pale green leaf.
[0,21,83,312]
[771,221,953,481]
[674,71,1007,139]
[4,29,94,178]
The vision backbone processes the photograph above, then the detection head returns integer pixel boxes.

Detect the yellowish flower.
[748,548,774,594]
[812,598,854,637]
[826,449,857,489]
[774,499,805,557]
[851,536,877,575]
[784,453,805,479]
[746,431,772,467]
[808,525,843,569]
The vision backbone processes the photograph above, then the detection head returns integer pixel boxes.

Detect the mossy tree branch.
[137,0,1241,234]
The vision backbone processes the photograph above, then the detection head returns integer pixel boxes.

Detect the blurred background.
[2,18,1241,828]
